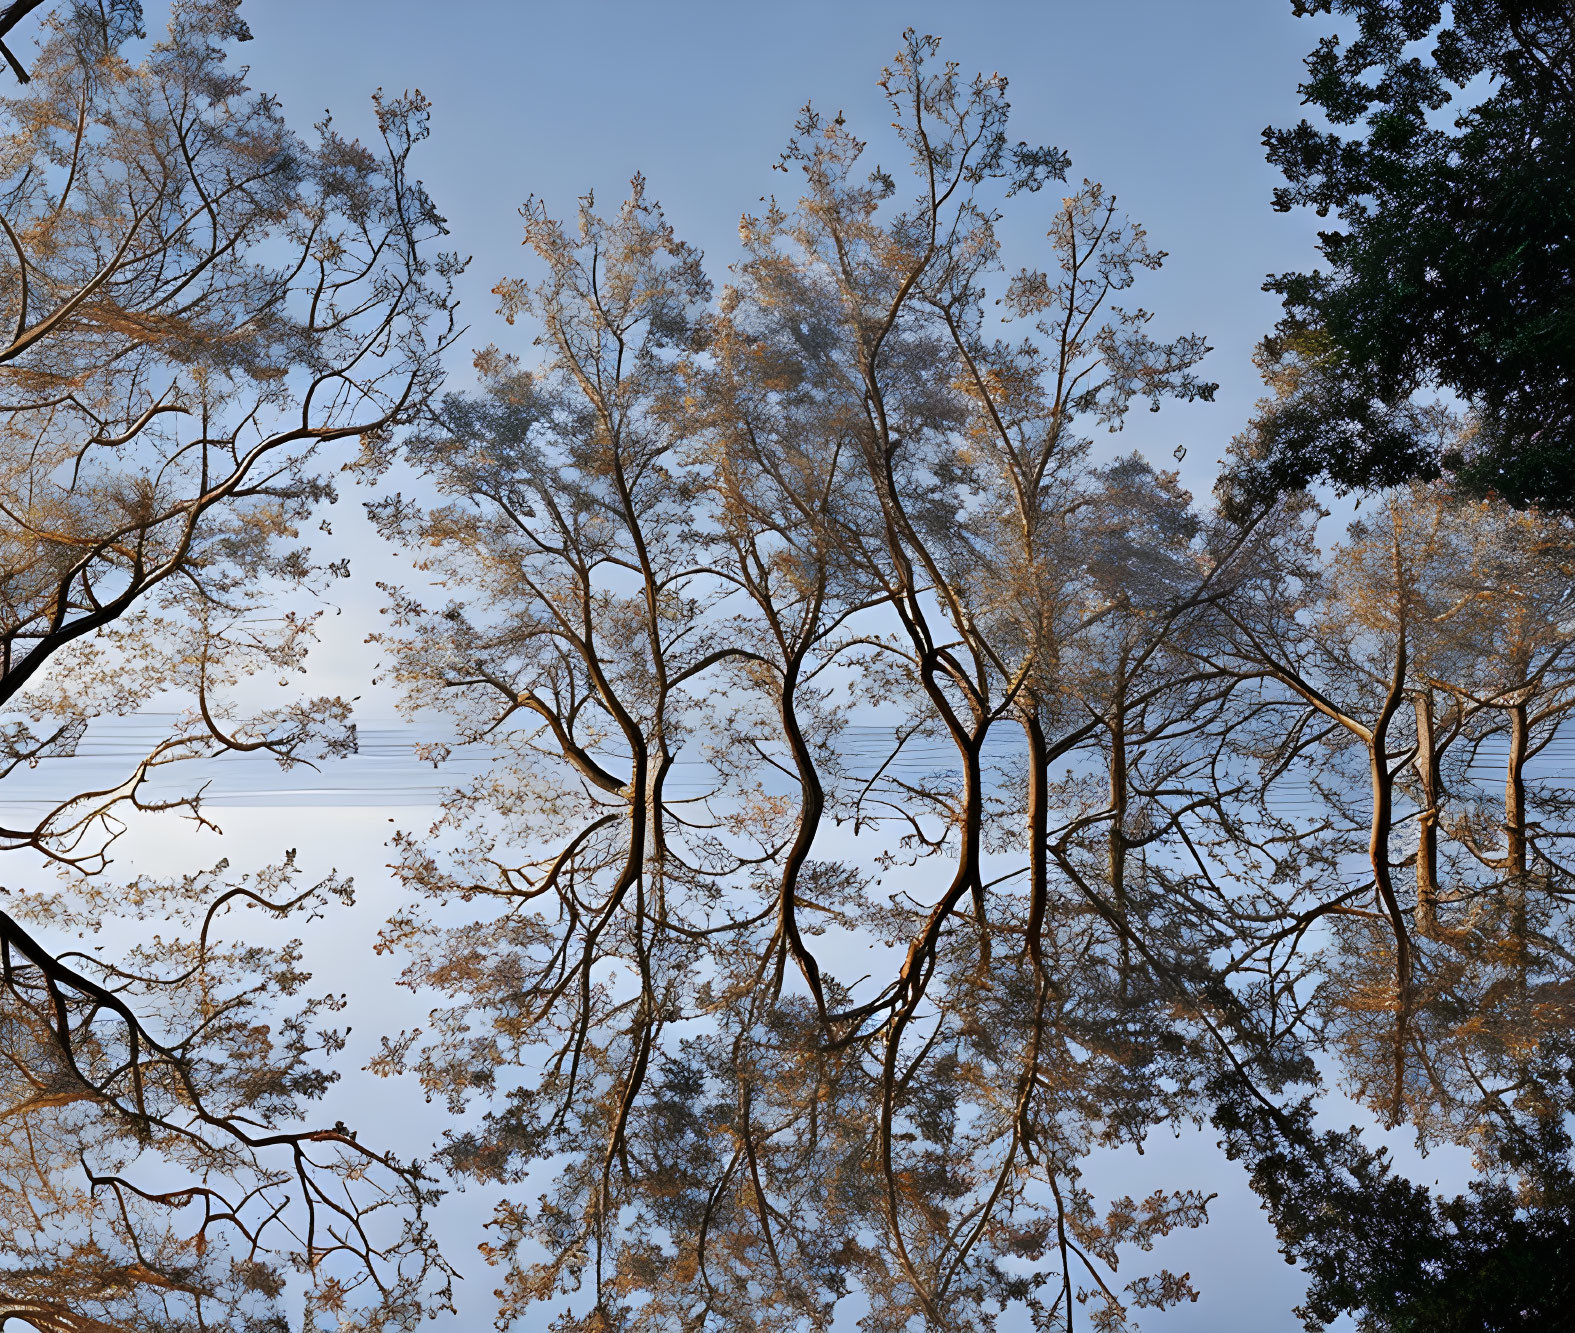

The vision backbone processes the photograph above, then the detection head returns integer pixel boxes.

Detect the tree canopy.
[1243,0,1575,509]
[0,2,458,1327]
[1,7,1572,1333]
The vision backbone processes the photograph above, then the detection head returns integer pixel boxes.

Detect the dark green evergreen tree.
[1247,1,1575,508]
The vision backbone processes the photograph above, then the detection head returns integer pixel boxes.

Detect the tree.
[365,30,1240,1333]
[0,2,458,1327]
[0,0,53,83]
[6,9,1566,1330]
[1206,479,1575,1331]
[1248,0,1575,508]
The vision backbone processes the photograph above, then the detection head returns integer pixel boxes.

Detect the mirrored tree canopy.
[1,4,1571,1332]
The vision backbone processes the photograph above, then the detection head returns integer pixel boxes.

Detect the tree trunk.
[1369,705,1412,1124]
[1109,667,1130,991]
[1504,700,1529,879]
[1024,704,1049,968]
[1504,699,1530,979]
[1412,693,1441,935]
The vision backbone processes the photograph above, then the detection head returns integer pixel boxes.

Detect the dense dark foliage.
[1217,1078,1575,1333]
[1247,0,1575,508]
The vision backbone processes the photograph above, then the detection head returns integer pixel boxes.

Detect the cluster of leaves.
[365,32,1231,1333]
[1242,0,1575,508]
[360,30,1575,1330]
[0,2,458,1328]
[1216,1071,1575,1333]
